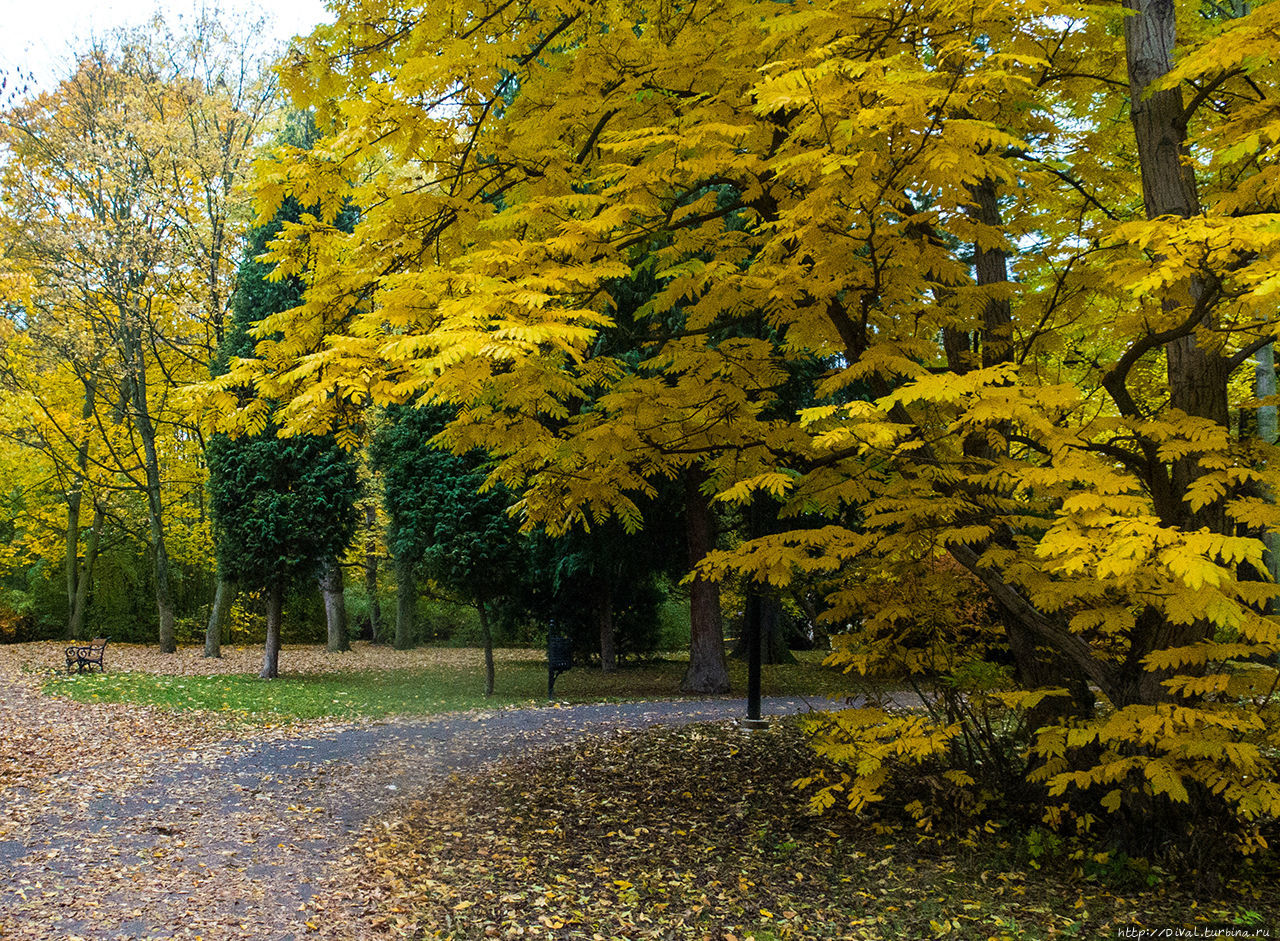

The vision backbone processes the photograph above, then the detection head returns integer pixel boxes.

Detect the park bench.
[547,634,573,698]
[65,637,108,674]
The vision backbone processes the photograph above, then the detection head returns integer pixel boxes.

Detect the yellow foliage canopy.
[219,0,1280,846]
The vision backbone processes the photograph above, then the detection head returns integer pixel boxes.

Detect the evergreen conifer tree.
[207,191,360,678]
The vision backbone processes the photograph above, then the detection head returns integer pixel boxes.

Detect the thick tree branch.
[1101,285,1219,419]
[1227,333,1276,373]
[948,542,1120,697]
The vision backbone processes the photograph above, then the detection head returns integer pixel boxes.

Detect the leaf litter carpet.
[0,655,816,941]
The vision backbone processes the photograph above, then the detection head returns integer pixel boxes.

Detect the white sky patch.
[0,0,333,90]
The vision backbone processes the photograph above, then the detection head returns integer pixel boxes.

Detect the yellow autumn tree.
[0,11,280,647]
[216,0,1280,861]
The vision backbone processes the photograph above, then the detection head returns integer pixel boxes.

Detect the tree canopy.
[1,0,1278,874]
[207,193,361,677]
[206,0,1280,861]
[370,402,525,691]
[0,10,279,646]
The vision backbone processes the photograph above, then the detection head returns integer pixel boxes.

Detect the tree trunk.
[68,504,103,642]
[1258,344,1277,445]
[1257,345,1280,595]
[321,557,350,652]
[205,577,234,658]
[64,491,82,642]
[1124,0,1200,224]
[745,582,762,719]
[1124,0,1224,702]
[760,598,796,664]
[731,599,796,663]
[729,496,796,665]
[64,380,96,641]
[394,554,415,650]
[122,323,177,653]
[260,582,283,679]
[478,599,495,697]
[968,178,1089,713]
[681,468,730,693]
[363,502,381,642]
[597,584,617,673]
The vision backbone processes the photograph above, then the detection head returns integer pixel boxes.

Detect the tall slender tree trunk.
[1257,345,1280,593]
[68,504,103,642]
[759,599,796,664]
[964,177,1089,716]
[478,599,495,697]
[1121,0,1227,703]
[394,554,415,650]
[363,503,381,642]
[321,557,350,652]
[597,584,617,673]
[122,321,177,652]
[1258,345,1277,445]
[917,171,1091,721]
[64,380,96,641]
[205,577,234,658]
[260,582,283,679]
[64,494,82,641]
[681,468,730,693]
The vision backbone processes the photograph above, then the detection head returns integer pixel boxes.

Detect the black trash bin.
[547,634,573,698]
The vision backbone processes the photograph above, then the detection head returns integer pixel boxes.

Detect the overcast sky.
[0,0,333,90]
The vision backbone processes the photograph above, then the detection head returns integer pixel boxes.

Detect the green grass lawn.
[44,649,852,720]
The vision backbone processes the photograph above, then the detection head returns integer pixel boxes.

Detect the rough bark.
[1122,0,1227,498]
[946,0,1228,707]
[394,554,415,650]
[1123,0,1200,223]
[1123,0,1225,700]
[972,179,1014,373]
[1257,345,1280,594]
[1258,344,1278,446]
[478,599,495,697]
[68,505,103,643]
[64,494,82,641]
[122,321,177,653]
[917,193,1097,709]
[681,468,730,693]
[744,586,763,720]
[968,178,1091,713]
[729,495,796,665]
[259,583,283,679]
[204,577,234,658]
[363,503,381,642]
[597,584,617,673]
[64,381,96,641]
[731,597,796,664]
[321,557,350,652]
[762,601,797,664]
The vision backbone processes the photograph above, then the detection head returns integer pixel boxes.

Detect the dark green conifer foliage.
[207,188,360,678]
[370,404,523,693]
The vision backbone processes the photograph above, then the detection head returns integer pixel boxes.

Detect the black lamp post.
[745,587,762,721]
[742,495,768,729]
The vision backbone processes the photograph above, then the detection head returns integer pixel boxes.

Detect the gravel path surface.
[0,695,840,940]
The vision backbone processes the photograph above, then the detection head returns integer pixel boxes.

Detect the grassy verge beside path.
[27,642,849,720]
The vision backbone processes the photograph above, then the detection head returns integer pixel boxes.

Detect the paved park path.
[0,693,833,940]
